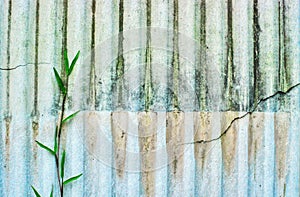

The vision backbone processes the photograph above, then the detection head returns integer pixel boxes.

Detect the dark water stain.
[61,0,68,77]
[252,0,260,107]
[278,0,291,110]
[112,0,125,110]
[4,1,12,188]
[33,0,39,116]
[169,0,179,111]
[32,0,40,165]
[223,0,236,110]
[194,0,207,111]
[89,0,96,109]
[6,0,12,113]
[144,0,153,112]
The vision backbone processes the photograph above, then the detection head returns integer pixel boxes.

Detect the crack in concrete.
[184,82,300,145]
[1,62,298,146]
[0,62,51,71]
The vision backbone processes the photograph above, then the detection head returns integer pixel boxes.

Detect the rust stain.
[193,112,211,172]
[111,111,128,178]
[32,120,39,162]
[274,112,290,195]
[248,113,264,182]
[166,111,184,178]
[248,113,264,165]
[138,112,157,196]
[4,116,11,170]
[85,112,99,154]
[221,112,238,174]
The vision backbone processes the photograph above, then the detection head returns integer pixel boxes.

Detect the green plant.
[32,50,82,197]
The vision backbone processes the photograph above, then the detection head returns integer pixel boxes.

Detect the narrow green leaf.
[36,140,55,156]
[31,186,42,197]
[63,173,83,185]
[68,50,80,76]
[64,50,70,75]
[49,185,53,197]
[62,110,80,124]
[53,68,66,94]
[60,150,66,179]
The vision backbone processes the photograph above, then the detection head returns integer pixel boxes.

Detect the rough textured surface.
[0,0,299,196]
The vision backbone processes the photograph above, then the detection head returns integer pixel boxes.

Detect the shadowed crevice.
[89,0,96,109]
[252,0,260,107]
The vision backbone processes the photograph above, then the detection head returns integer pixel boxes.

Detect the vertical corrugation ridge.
[5,0,12,115]
[61,0,68,77]
[252,0,260,108]
[170,0,179,111]
[112,0,125,110]
[89,0,96,110]
[52,0,60,115]
[195,0,207,111]
[166,112,185,196]
[0,1,4,195]
[282,0,290,88]
[4,1,12,193]
[278,0,282,110]
[33,0,39,118]
[144,0,153,112]
[166,0,172,112]
[278,0,282,89]
[118,0,124,107]
[138,112,157,196]
[223,0,235,110]
[278,0,291,111]
[32,0,40,161]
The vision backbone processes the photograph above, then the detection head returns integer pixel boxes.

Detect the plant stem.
[55,154,62,195]
[56,76,69,197]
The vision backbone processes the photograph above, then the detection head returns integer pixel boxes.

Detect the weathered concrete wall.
[0,0,299,196]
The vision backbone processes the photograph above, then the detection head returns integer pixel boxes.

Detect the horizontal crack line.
[0,62,51,71]
[183,82,300,145]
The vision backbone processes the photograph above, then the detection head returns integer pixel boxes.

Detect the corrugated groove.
[0,0,299,196]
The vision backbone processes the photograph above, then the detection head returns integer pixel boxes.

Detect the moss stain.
[112,0,125,110]
[144,0,153,112]
[194,0,207,110]
[170,0,179,111]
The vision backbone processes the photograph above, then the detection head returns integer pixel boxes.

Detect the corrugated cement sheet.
[0,0,299,196]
